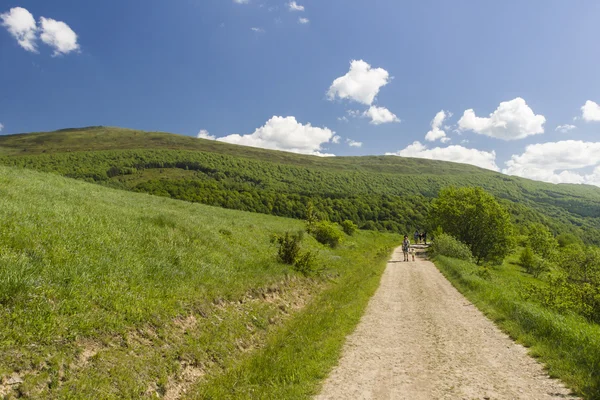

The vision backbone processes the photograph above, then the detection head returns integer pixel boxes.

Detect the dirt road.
[315,247,578,400]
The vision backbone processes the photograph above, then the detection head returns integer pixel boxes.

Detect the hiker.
[414,230,420,244]
[423,231,427,245]
[402,235,410,261]
[410,246,416,261]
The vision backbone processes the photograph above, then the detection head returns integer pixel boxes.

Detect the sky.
[1,0,600,186]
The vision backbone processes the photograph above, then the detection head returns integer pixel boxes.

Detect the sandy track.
[315,247,578,400]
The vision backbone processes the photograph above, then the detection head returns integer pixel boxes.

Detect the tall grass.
[432,254,600,399]
[0,166,399,398]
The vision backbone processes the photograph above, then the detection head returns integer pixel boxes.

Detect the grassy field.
[2,127,600,244]
[0,165,399,399]
[432,252,600,399]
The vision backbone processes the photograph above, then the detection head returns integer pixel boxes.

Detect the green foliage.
[526,222,558,260]
[2,127,600,245]
[519,246,536,273]
[340,219,358,236]
[556,233,583,248]
[271,231,304,265]
[430,233,474,262]
[430,186,515,264]
[312,221,344,248]
[293,250,317,276]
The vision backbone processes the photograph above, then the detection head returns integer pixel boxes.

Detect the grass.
[0,165,399,399]
[431,252,600,399]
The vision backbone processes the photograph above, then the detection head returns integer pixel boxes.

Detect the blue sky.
[2,0,600,185]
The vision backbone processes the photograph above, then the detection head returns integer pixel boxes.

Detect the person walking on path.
[414,230,420,244]
[402,235,411,261]
[423,231,427,245]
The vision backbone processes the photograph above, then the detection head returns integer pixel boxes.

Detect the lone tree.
[430,186,514,264]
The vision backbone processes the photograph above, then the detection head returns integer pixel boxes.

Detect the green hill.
[1,126,599,244]
[0,165,398,398]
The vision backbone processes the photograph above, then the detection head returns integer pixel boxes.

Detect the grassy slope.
[1,127,600,244]
[0,165,399,399]
[432,253,600,399]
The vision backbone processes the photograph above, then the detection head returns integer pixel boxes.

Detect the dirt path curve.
[315,247,579,400]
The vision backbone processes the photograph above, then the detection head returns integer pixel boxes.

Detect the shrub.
[430,233,473,262]
[340,220,358,236]
[271,231,303,265]
[294,250,317,276]
[312,221,343,248]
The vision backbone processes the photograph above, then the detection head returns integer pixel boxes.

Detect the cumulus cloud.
[197,129,216,140]
[387,141,499,171]
[581,100,600,122]
[346,139,362,148]
[425,110,451,142]
[458,97,545,140]
[288,1,305,11]
[1,7,38,52]
[216,116,336,156]
[39,17,79,56]
[0,123,4,132]
[328,60,391,105]
[251,27,265,33]
[555,124,576,133]
[364,106,400,125]
[234,0,249,3]
[503,140,600,186]
[298,17,309,24]
[331,135,341,144]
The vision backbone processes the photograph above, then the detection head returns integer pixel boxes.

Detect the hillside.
[1,126,600,243]
[0,165,398,398]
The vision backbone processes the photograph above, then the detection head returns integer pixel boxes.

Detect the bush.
[294,250,317,276]
[520,246,551,277]
[312,221,343,248]
[340,220,358,236]
[271,231,303,265]
[431,233,473,262]
[430,186,514,264]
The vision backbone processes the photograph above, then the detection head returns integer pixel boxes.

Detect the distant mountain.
[2,126,599,243]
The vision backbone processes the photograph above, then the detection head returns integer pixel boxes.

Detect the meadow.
[0,165,399,399]
[1,127,600,244]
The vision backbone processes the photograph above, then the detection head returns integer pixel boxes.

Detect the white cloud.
[327,60,391,105]
[0,123,4,132]
[347,109,361,118]
[39,17,79,56]
[346,139,362,148]
[503,141,600,186]
[331,135,341,144]
[440,137,451,143]
[555,124,576,133]
[234,0,250,3]
[298,17,309,24]
[458,97,545,140]
[337,116,348,123]
[364,105,400,125]
[251,27,265,33]
[197,129,216,140]
[216,116,336,156]
[1,7,38,52]
[288,1,305,11]
[387,141,499,171]
[581,100,600,122]
[425,110,450,142]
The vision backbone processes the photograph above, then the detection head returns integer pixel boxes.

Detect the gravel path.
[315,247,579,400]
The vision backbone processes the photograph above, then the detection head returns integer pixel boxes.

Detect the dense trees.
[430,187,515,264]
